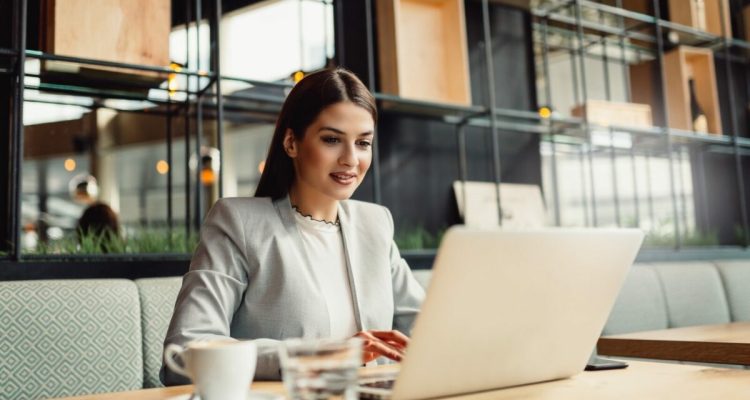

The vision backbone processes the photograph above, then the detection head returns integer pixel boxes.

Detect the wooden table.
[52,361,750,400]
[598,322,750,365]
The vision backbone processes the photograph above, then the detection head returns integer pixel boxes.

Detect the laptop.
[360,226,644,400]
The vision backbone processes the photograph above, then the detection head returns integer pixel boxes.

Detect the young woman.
[162,68,425,384]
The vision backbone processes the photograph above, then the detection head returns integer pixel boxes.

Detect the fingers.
[362,350,379,364]
[356,332,403,361]
[354,330,409,363]
[363,337,404,361]
[368,330,410,347]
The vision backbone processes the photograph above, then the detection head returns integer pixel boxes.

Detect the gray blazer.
[162,195,425,384]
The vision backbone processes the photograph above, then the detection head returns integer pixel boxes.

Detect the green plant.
[640,215,719,248]
[735,225,748,246]
[620,215,640,228]
[681,230,719,247]
[28,228,199,255]
[395,226,446,250]
[643,229,719,248]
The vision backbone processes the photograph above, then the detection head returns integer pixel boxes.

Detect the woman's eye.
[357,141,372,148]
[322,137,340,144]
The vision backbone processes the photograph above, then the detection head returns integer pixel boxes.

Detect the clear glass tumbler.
[279,337,363,400]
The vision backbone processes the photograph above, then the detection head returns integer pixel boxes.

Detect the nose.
[339,143,359,167]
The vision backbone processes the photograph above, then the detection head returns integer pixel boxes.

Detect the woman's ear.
[283,129,298,158]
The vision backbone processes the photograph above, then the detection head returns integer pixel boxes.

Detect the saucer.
[167,390,284,400]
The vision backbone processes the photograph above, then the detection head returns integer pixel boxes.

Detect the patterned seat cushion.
[0,280,142,400]
[135,277,182,388]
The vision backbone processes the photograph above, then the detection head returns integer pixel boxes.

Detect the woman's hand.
[354,330,410,363]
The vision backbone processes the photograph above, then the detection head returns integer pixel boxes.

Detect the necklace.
[292,205,340,226]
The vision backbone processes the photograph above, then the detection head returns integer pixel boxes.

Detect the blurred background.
[1,0,749,270]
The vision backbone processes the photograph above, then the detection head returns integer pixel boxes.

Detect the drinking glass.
[279,337,363,400]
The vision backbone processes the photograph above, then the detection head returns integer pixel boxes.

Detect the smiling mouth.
[330,172,357,185]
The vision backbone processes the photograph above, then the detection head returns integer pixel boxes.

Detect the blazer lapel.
[338,202,365,331]
[273,195,302,245]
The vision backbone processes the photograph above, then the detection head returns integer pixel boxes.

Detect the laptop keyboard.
[361,379,395,390]
[358,378,396,399]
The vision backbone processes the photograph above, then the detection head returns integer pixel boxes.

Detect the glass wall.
[19,0,333,255]
[8,0,750,259]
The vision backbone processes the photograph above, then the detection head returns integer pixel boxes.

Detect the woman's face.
[285,101,375,202]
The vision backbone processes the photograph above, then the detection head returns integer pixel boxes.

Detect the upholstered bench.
[603,261,750,335]
[413,260,750,335]
[2,260,749,399]
[0,280,143,399]
[135,277,182,389]
[0,277,182,400]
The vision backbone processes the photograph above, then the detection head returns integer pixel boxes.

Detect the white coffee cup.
[165,340,257,400]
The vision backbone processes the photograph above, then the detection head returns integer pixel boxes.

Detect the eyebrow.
[318,126,374,137]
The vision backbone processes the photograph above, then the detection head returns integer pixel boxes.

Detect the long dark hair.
[254,68,377,199]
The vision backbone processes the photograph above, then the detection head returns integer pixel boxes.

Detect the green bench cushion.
[0,280,142,400]
[652,262,732,328]
[715,261,750,322]
[602,264,669,335]
[135,277,182,388]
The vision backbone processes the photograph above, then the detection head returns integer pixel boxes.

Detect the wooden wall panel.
[630,46,722,135]
[42,0,170,67]
[376,0,471,105]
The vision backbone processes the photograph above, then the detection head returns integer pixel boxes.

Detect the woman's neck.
[288,185,339,224]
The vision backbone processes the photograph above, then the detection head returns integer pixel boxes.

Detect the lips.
[330,172,357,185]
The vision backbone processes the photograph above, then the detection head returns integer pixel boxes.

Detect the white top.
[293,209,358,339]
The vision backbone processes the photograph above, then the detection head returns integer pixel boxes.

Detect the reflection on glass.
[540,140,705,247]
[19,0,335,256]
[21,103,277,255]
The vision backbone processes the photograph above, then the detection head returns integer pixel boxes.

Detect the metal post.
[615,0,631,102]
[567,19,588,227]
[677,148,689,237]
[9,0,26,260]
[651,0,681,248]
[184,0,193,240]
[542,18,561,226]
[579,146,590,226]
[195,0,204,230]
[482,0,503,226]
[363,0,382,204]
[630,144,640,227]
[166,97,173,237]
[456,122,468,221]
[645,151,655,228]
[573,0,598,226]
[334,0,345,65]
[696,149,710,233]
[323,0,330,62]
[625,14,640,229]
[213,0,224,198]
[601,38,621,227]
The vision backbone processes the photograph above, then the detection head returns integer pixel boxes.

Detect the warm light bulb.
[156,160,169,175]
[168,63,182,98]
[539,107,552,119]
[201,169,216,185]
[64,158,76,172]
[293,71,305,83]
[258,160,266,174]
[167,74,178,97]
